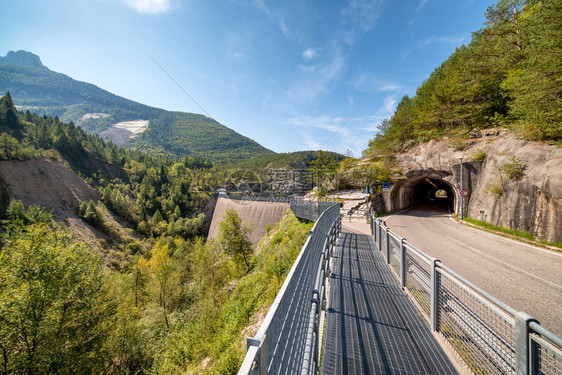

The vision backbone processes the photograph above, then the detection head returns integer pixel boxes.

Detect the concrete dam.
[208,195,290,246]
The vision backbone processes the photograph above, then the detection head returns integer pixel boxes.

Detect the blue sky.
[1,0,493,156]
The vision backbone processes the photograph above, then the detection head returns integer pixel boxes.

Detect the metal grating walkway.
[321,233,459,375]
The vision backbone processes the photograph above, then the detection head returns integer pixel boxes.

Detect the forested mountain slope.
[0,50,273,162]
[366,0,561,157]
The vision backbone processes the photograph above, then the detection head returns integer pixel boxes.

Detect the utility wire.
[146,52,211,118]
[318,55,414,150]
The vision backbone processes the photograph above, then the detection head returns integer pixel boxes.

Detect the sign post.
[382,183,390,213]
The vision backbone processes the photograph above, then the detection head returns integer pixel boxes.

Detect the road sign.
[382,183,390,192]
[460,190,469,197]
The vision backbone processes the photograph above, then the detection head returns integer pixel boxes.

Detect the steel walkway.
[321,233,459,375]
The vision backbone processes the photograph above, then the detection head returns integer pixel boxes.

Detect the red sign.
[460,190,469,197]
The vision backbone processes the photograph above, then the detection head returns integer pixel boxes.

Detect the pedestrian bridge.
[238,201,562,375]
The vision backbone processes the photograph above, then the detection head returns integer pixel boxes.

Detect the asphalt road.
[381,201,562,337]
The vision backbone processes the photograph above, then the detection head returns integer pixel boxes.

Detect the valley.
[1,0,561,372]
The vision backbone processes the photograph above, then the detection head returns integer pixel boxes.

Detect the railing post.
[430,258,440,332]
[246,337,267,374]
[385,227,391,265]
[515,312,540,375]
[372,216,376,242]
[400,238,406,289]
[378,222,382,252]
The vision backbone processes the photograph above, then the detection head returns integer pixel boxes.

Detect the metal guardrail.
[238,202,341,375]
[289,199,337,222]
[370,212,562,375]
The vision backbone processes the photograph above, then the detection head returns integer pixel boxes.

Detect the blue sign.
[383,183,390,189]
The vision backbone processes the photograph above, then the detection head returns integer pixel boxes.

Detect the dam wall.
[208,195,290,246]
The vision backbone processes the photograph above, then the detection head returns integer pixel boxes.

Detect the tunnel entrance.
[435,189,447,198]
[387,171,458,213]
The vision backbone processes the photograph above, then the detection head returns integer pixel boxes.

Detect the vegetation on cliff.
[366,0,562,156]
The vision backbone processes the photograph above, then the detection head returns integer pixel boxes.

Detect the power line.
[146,53,211,118]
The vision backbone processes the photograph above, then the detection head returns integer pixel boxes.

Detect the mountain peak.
[0,50,45,68]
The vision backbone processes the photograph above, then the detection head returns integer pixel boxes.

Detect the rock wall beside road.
[393,132,562,242]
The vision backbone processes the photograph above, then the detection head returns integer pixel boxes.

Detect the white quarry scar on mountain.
[113,120,150,135]
[97,118,150,147]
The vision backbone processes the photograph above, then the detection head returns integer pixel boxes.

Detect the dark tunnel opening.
[388,174,457,214]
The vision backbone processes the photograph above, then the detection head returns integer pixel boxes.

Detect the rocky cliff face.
[393,132,562,242]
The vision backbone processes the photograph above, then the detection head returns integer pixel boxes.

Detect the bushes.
[471,148,487,162]
[502,156,526,180]
[0,223,110,374]
[150,212,313,373]
[486,156,527,200]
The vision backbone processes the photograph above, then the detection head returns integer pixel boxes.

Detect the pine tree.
[0,92,22,138]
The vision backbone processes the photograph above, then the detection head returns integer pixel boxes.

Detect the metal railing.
[370,212,562,375]
[238,203,341,375]
[289,199,338,222]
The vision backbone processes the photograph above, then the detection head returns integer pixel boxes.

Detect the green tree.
[217,209,254,270]
[501,0,562,140]
[0,92,22,138]
[5,199,25,224]
[0,223,110,374]
[138,242,174,329]
[79,200,101,226]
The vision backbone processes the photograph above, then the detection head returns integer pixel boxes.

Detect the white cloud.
[302,48,317,61]
[278,18,290,38]
[122,0,171,14]
[352,74,403,93]
[340,0,383,32]
[358,97,398,133]
[299,65,317,74]
[362,116,388,132]
[402,34,468,59]
[287,114,370,155]
[417,0,429,12]
[419,35,467,47]
[288,115,347,134]
[224,30,252,62]
[287,52,347,102]
[251,0,290,37]
[379,96,397,115]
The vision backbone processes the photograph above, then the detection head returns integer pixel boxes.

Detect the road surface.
[381,202,562,337]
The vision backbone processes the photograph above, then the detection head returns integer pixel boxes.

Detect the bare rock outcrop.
[0,158,103,245]
[393,132,562,242]
[0,158,99,218]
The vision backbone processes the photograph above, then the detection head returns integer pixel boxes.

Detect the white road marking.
[449,214,562,258]
[417,215,562,291]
